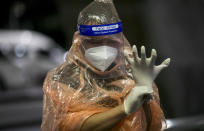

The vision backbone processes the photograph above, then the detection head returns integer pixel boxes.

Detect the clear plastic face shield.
[76,0,126,78]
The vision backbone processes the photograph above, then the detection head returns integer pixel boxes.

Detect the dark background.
[0,0,204,130]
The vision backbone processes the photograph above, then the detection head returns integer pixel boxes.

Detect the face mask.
[85,45,118,72]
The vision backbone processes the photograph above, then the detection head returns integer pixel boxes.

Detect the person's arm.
[124,45,170,130]
[81,45,170,131]
[81,104,126,131]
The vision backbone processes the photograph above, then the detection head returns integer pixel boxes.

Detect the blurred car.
[0,30,66,102]
[0,30,65,130]
[0,30,65,90]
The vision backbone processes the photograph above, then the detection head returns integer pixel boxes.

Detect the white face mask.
[85,46,118,72]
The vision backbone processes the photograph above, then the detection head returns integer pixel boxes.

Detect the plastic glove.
[124,45,170,114]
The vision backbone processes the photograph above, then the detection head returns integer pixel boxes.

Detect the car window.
[0,50,7,60]
[37,49,50,57]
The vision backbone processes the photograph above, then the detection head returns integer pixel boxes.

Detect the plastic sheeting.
[41,0,166,130]
[41,32,166,131]
[78,0,120,25]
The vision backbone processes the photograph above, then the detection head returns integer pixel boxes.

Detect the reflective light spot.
[166,119,174,129]
[14,45,26,58]
[74,38,79,44]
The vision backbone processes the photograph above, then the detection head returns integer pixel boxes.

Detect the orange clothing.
[41,32,166,131]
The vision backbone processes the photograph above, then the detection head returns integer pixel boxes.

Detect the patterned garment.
[41,32,166,131]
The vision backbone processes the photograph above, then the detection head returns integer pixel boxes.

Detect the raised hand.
[124,45,170,87]
[123,45,170,114]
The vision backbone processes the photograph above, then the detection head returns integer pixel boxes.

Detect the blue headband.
[78,21,122,36]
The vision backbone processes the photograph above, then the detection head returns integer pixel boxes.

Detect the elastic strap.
[78,21,122,36]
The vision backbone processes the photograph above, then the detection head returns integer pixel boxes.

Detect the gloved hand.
[124,45,170,114]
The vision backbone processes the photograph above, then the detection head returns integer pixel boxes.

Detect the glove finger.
[132,45,140,65]
[161,58,171,66]
[141,46,146,64]
[154,58,171,77]
[150,49,157,67]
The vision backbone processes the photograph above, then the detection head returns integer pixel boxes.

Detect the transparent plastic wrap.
[41,0,166,130]
[78,0,120,25]
[77,0,126,79]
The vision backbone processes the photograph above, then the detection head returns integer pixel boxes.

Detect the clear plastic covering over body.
[41,0,166,131]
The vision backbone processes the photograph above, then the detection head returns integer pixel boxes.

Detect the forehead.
[82,34,122,44]
[83,37,119,44]
[81,33,122,40]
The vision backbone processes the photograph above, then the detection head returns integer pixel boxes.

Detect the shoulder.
[43,61,81,91]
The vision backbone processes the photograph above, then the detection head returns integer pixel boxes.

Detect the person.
[41,0,170,131]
